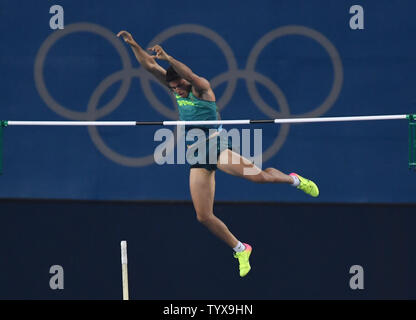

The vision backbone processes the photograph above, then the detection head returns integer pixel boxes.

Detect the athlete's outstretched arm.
[117,31,168,87]
[148,45,210,93]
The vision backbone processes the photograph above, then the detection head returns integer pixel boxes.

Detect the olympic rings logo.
[34,23,343,167]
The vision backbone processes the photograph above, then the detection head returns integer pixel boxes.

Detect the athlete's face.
[168,78,191,98]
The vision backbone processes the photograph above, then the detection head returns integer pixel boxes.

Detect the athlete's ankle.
[233,241,246,253]
[289,173,300,186]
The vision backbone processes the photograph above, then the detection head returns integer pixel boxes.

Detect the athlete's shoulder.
[191,86,216,102]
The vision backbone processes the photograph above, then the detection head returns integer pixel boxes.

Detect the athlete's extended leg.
[189,168,239,248]
[217,149,319,197]
[189,168,252,277]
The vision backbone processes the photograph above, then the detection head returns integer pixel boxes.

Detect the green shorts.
[185,129,233,171]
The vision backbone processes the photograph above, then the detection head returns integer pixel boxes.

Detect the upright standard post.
[0,121,7,175]
[121,240,129,300]
[0,125,3,175]
[408,115,416,170]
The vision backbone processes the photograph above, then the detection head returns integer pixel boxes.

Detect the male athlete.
[117,30,319,277]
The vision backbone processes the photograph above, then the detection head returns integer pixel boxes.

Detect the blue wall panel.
[0,0,415,202]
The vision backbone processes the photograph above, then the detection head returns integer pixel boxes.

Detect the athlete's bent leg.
[217,149,293,184]
[217,149,319,197]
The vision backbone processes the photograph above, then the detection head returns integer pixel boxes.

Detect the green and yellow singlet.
[174,89,231,170]
[174,91,219,130]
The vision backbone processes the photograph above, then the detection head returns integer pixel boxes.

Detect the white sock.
[290,174,300,187]
[233,241,246,253]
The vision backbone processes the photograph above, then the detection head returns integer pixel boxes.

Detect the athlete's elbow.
[143,63,156,72]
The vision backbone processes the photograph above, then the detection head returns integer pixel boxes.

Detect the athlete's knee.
[196,211,214,224]
[247,170,271,183]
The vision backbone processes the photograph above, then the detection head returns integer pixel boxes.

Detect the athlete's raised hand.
[148,45,170,61]
[117,30,136,46]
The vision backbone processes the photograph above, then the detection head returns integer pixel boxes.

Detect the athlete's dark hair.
[165,66,181,82]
